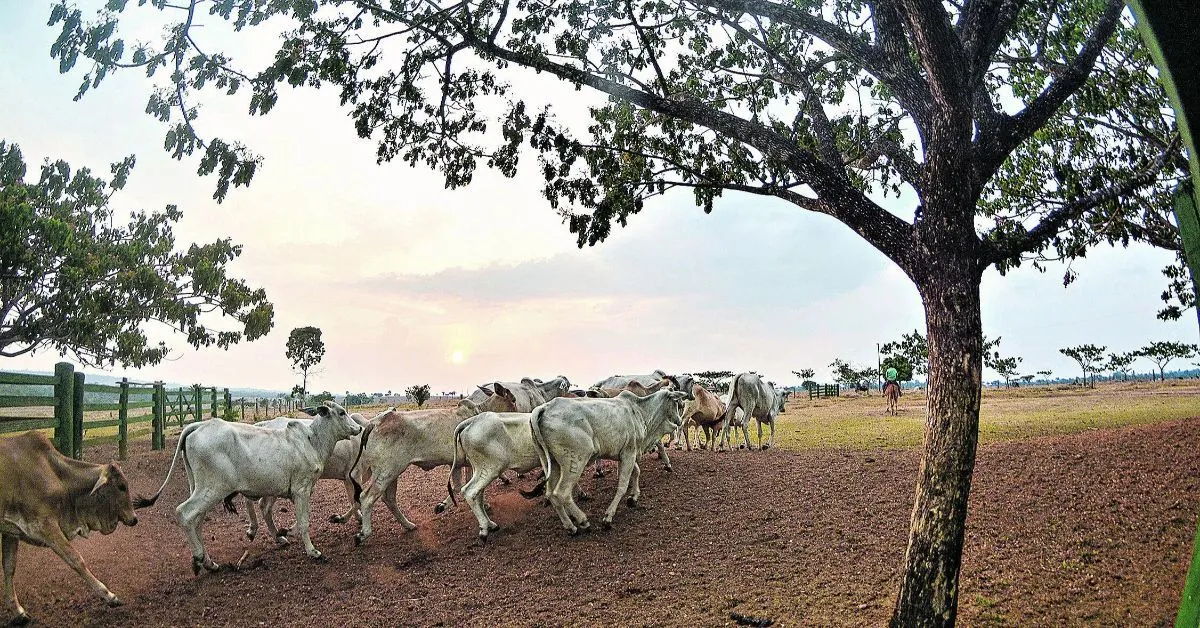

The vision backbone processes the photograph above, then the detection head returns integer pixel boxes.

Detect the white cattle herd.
[0,369,789,624]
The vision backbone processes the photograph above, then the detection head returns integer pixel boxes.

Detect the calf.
[135,401,363,573]
[0,432,139,625]
[530,389,687,534]
[353,392,517,545]
[679,384,727,450]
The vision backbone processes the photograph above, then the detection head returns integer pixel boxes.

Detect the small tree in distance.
[792,369,816,391]
[1135,341,1199,381]
[406,384,431,408]
[1105,352,1137,381]
[1060,345,1107,388]
[286,327,325,405]
[992,356,1022,388]
[694,370,734,394]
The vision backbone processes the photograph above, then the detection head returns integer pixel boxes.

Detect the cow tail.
[530,405,552,479]
[349,422,374,505]
[724,373,744,425]
[447,420,471,508]
[133,422,198,508]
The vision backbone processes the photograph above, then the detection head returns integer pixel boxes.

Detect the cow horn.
[90,466,111,495]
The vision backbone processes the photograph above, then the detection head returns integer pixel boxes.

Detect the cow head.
[84,462,138,533]
[491,383,518,407]
[667,374,696,399]
[308,401,363,440]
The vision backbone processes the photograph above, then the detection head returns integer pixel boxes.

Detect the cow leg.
[291,488,324,561]
[329,479,359,524]
[176,491,222,573]
[2,534,28,625]
[244,495,260,541]
[655,442,672,471]
[436,465,468,514]
[547,457,589,534]
[260,497,289,545]
[33,524,123,605]
[627,461,643,505]
[357,465,412,545]
[462,467,501,542]
[602,454,639,528]
[757,420,765,450]
[381,479,418,531]
[768,419,776,449]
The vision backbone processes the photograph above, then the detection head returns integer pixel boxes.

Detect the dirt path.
[10,419,1200,626]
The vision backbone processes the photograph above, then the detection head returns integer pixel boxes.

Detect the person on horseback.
[883,367,901,415]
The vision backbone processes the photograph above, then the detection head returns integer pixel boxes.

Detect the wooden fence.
[0,362,299,460]
[808,383,840,399]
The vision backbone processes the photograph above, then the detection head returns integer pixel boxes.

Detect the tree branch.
[974,0,1124,184]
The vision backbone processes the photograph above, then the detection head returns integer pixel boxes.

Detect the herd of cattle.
[0,369,789,625]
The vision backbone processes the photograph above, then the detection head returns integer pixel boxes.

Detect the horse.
[883,381,901,415]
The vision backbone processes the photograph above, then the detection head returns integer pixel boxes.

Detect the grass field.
[765,378,1200,450]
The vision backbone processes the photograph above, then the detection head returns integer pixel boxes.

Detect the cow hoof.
[106,595,124,608]
[245,530,256,541]
[578,491,591,502]
[191,557,204,576]
[10,612,31,626]
[274,535,290,547]
[310,552,327,563]
[761,444,770,450]
[434,503,447,514]
[354,534,366,546]
[488,521,500,531]
[328,514,345,524]
[739,444,746,449]
[663,465,673,472]
[402,523,418,532]
[626,497,638,508]
[568,527,581,536]
[601,520,613,531]
[478,533,489,545]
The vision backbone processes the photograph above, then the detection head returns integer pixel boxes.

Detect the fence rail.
[0,362,301,460]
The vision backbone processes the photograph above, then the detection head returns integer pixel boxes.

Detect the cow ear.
[493,383,516,403]
[300,406,319,416]
[90,466,111,495]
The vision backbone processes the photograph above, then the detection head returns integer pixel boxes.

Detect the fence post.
[150,384,160,450]
[178,387,186,426]
[118,378,129,461]
[72,371,85,459]
[240,397,246,422]
[53,362,74,456]
[224,388,232,420]
[193,384,202,423]
[210,387,217,418]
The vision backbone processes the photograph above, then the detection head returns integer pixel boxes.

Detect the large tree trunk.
[891,262,984,626]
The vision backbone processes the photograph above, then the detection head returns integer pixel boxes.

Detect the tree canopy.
[286,326,325,402]
[0,141,273,367]
[1135,340,1198,380]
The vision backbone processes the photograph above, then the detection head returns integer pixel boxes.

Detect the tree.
[792,368,816,391]
[1059,344,1107,388]
[53,1,1187,623]
[310,391,334,405]
[0,142,272,367]
[286,327,325,404]
[1019,374,1035,385]
[694,370,734,393]
[405,384,431,408]
[880,331,930,378]
[880,355,915,382]
[1105,352,1137,381]
[991,356,1022,388]
[1037,370,1053,381]
[1135,341,1199,381]
[828,359,859,388]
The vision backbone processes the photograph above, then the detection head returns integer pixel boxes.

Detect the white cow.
[592,370,669,390]
[446,411,541,542]
[717,372,786,451]
[530,389,687,534]
[352,393,517,545]
[134,401,363,574]
[238,412,372,543]
[464,376,572,412]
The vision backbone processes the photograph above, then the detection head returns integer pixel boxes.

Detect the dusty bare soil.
[9,418,1200,627]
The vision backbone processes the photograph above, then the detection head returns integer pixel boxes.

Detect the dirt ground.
[9,417,1200,627]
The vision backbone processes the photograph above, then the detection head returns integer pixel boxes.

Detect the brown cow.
[678,384,727,450]
[0,431,138,625]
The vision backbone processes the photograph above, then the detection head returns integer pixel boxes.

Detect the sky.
[0,3,1196,395]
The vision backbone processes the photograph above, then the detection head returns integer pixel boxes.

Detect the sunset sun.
[451,350,464,364]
